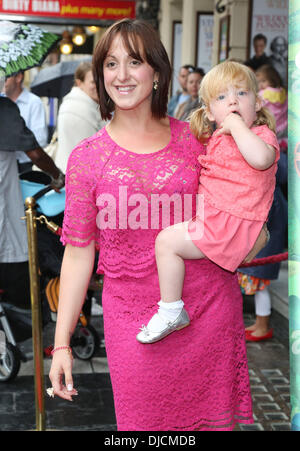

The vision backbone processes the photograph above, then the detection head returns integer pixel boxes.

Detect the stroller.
[0,172,101,382]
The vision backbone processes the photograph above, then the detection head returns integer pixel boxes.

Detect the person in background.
[174,68,205,121]
[167,64,195,117]
[245,34,270,71]
[55,61,106,173]
[0,74,64,309]
[238,64,288,341]
[4,71,48,173]
[255,64,287,151]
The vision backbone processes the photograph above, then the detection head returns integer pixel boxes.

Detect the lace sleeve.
[60,143,98,247]
[253,125,280,163]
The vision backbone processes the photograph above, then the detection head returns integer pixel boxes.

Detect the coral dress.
[61,117,253,431]
[189,126,280,272]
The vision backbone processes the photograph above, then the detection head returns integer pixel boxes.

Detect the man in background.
[5,71,48,173]
[168,64,195,117]
[0,90,64,308]
[245,34,270,71]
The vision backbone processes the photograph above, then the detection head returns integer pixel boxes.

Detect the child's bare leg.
[155,221,205,303]
[136,221,205,343]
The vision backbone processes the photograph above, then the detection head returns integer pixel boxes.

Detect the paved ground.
[240,308,290,431]
[0,295,291,431]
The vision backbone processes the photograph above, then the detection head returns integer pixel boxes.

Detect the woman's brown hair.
[92,18,172,120]
[74,61,93,85]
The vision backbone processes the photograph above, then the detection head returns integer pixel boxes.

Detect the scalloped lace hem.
[97,260,157,279]
[60,229,97,247]
[60,236,96,247]
[60,233,158,278]
[118,413,254,431]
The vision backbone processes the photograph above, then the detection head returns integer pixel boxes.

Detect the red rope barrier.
[239,252,288,268]
[54,226,62,236]
[52,224,288,267]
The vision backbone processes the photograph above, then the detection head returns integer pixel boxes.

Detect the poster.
[249,0,288,85]
[218,15,230,63]
[288,0,300,432]
[196,13,214,73]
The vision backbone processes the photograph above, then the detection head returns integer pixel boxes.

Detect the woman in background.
[56,61,106,172]
[175,68,205,121]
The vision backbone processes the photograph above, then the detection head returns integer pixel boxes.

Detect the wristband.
[51,345,73,358]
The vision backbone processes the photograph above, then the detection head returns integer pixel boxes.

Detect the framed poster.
[196,13,214,73]
[171,21,182,96]
[248,0,288,84]
[218,15,230,63]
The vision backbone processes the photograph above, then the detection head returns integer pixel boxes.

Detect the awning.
[0,1,136,25]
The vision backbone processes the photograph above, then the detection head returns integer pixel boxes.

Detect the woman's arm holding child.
[216,113,276,170]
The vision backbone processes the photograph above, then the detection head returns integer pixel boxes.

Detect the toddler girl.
[137,61,279,344]
[255,64,287,152]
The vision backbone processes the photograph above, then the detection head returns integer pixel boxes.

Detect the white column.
[159,0,183,60]
[181,0,197,65]
[181,0,215,66]
[229,0,250,61]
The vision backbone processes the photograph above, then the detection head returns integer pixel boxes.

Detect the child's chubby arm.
[215,113,276,170]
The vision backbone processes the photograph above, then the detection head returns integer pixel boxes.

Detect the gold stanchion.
[24,197,45,431]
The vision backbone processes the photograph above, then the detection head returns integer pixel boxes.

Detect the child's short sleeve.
[253,125,280,163]
[61,143,98,247]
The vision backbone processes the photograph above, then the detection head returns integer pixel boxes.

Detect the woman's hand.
[242,224,269,263]
[48,242,95,401]
[49,350,77,401]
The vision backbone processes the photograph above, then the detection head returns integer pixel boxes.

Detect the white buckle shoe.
[136,308,190,344]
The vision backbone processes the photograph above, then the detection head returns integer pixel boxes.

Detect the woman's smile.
[115,85,136,94]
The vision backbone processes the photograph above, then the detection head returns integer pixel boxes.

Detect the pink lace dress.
[61,117,253,431]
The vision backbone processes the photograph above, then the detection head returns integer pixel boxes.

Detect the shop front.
[0,1,137,133]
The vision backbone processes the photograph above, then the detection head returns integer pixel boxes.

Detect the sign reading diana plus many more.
[0,0,136,20]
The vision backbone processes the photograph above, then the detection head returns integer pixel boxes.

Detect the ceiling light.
[87,26,100,34]
[60,30,73,55]
[72,26,86,46]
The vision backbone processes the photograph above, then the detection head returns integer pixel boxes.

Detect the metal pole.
[288,1,300,432]
[25,197,45,431]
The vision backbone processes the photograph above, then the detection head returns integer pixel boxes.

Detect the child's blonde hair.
[190,61,276,142]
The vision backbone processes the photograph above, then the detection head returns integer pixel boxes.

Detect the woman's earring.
[153,80,159,91]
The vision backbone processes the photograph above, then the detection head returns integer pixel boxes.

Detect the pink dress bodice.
[61,117,203,278]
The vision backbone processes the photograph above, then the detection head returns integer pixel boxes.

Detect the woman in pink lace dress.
[49,19,267,431]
